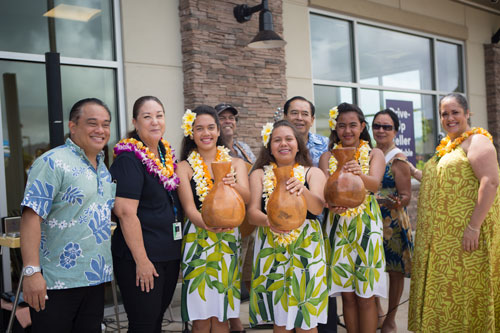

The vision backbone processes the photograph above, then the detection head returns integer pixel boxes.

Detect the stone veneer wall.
[485,44,500,162]
[179,0,287,152]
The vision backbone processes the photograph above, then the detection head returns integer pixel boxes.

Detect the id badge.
[173,222,182,240]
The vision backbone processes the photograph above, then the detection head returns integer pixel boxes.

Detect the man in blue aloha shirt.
[283,96,328,167]
[19,98,116,333]
[283,96,338,332]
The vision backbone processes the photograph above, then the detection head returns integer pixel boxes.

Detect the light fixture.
[234,0,286,49]
[492,28,500,44]
[43,4,101,22]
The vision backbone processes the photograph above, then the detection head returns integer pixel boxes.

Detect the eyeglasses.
[372,123,394,131]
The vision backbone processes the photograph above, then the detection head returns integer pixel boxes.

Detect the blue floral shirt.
[307,132,329,167]
[21,138,116,290]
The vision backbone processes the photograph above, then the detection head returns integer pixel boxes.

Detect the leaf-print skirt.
[325,195,387,298]
[181,220,241,322]
[249,219,328,330]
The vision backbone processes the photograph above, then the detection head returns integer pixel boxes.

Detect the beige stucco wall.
[120,0,185,151]
[283,0,500,130]
[283,0,314,102]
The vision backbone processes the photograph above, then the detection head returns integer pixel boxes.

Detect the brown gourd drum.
[267,165,307,232]
[201,161,245,228]
[324,147,366,208]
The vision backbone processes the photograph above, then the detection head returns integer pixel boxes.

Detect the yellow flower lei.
[181,109,196,137]
[262,162,305,246]
[187,146,231,206]
[328,140,371,217]
[435,127,492,159]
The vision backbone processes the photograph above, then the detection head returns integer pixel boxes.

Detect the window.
[310,12,465,164]
[0,0,123,216]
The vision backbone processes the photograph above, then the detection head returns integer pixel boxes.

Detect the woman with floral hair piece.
[248,119,328,332]
[176,105,250,332]
[111,96,182,332]
[318,102,387,333]
[409,93,500,332]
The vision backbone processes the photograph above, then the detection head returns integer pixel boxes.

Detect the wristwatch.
[23,265,41,277]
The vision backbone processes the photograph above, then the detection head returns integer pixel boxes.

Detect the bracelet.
[466,224,480,232]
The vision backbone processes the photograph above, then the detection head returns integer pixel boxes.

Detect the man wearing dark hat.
[215,103,256,164]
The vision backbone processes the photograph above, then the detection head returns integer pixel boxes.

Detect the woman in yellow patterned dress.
[176,105,250,332]
[409,93,500,332]
[248,120,328,332]
[319,102,387,333]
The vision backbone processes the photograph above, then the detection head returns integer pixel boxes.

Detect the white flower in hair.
[181,109,196,137]
[329,106,339,130]
[261,122,274,147]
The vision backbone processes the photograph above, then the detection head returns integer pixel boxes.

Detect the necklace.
[383,143,396,156]
[262,162,305,246]
[328,139,371,176]
[114,138,179,191]
[328,140,370,218]
[187,146,231,206]
[435,127,492,159]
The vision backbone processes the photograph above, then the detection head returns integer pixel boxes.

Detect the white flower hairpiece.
[261,122,274,148]
[181,109,196,137]
[329,106,339,130]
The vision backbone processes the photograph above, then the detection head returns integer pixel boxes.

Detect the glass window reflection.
[61,65,118,159]
[313,85,354,137]
[360,89,436,164]
[357,24,433,90]
[436,41,463,93]
[0,0,114,60]
[1,60,118,216]
[310,14,353,82]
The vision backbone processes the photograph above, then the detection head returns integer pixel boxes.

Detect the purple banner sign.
[385,99,416,165]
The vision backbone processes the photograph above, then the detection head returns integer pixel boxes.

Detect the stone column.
[179,0,287,151]
[485,44,500,162]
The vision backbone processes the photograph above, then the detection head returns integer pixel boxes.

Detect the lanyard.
[159,145,179,222]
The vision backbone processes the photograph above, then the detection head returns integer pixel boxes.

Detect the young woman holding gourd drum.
[318,102,387,333]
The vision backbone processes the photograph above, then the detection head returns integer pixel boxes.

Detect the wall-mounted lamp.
[492,28,500,44]
[234,0,286,49]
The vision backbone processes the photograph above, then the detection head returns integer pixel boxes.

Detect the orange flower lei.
[435,127,492,159]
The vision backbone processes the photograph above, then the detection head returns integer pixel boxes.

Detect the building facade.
[0,0,499,232]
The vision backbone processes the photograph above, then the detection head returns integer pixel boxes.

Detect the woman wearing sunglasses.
[371,109,413,333]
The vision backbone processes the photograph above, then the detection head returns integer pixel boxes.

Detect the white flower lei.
[262,162,305,246]
[328,139,371,217]
[187,146,231,206]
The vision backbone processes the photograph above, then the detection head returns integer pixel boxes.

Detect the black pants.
[113,257,180,333]
[317,296,338,333]
[30,284,105,333]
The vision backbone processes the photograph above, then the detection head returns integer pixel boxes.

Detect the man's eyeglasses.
[372,123,394,131]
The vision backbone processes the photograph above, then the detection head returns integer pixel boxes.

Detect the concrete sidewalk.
[103,276,411,332]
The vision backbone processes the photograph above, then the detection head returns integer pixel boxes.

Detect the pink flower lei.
[114,138,180,191]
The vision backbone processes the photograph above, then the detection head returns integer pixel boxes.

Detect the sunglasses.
[372,123,394,131]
